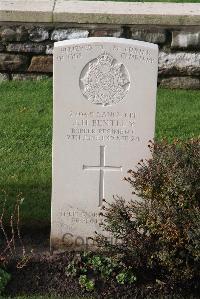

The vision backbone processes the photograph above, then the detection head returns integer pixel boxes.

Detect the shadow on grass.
[0,183,51,231]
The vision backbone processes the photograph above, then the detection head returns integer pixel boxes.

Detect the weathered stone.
[0,28,15,41]
[46,44,54,55]
[28,56,53,73]
[171,31,200,49]
[11,73,50,81]
[130,29,166,44]
[16,26,28,41]
[0,43,5,52]
[90,28,122,38]
[51,37,158,250]
[0,0,54,22]
[6,43,46,54]
[1,1,200,26]
[0,26,28,42]
[159,76,200,89]
[51,29,89,41]
[158,52,200,76]
[0,53,29,71]
[53,2,200,26]
[0,73,9,82]
[29,27,49,42]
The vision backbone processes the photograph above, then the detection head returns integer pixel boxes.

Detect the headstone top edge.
[54,37,158,51]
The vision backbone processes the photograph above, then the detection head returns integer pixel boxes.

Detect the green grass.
[156,88,200,140]
[0,80,52,228]
[0,80,199,227]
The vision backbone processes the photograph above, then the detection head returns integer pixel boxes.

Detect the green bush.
[97,139,200,287]
[66,139,200,297]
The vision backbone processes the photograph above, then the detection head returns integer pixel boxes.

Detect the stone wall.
[1,1,200,89]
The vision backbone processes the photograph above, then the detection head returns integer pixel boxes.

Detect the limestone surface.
[159,76,200,89]
[159,52,200,76]
[171,31,200,49]
[0,27,28,42]
[130,29,166,44]
[6,43,46,54]
[0,0,54,22]
[11,73,49,81]
[90,28,122,38]
[28,55,53,73]
[46,44,54,55]
[51,29,89,41]
[0,44,5,52]
[0,53,29,71]
[51,37,158,250]
[53,1,200,25]
[0,72,9,82]
[29,27,49,42]
[1,1,200,25]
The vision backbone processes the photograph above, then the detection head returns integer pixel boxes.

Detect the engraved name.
[66,110,140,143]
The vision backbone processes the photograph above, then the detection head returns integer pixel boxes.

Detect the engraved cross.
[83,146,122,207]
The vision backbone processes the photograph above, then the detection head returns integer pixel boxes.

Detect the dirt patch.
[6,252,87,298]
[4,251,200,299]
[0,229,199,298]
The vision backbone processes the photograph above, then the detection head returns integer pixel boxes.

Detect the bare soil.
[2,230,200,299]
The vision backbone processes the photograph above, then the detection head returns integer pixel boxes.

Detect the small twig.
[0,190,14,258]
[0,190,31,268]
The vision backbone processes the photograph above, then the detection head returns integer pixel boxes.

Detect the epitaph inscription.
[51,38,158,250]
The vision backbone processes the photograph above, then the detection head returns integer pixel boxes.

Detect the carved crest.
[79,52,130,106]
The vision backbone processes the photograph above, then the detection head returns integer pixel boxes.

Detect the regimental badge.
[79,52,130,106]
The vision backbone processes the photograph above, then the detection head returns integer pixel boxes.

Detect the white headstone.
[51,37,158,250]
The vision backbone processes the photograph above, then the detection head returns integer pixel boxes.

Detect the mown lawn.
[0,80,199,228]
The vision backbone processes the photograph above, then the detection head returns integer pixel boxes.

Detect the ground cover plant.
[0,80,200,228]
